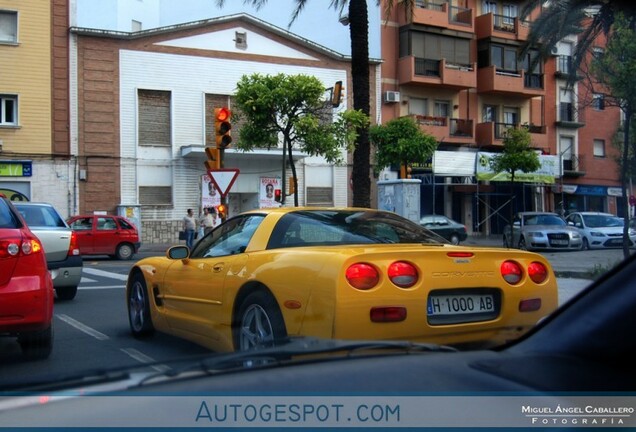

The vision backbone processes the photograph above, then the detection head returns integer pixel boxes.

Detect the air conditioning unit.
[383,91,400,103]
[550,46,559,56]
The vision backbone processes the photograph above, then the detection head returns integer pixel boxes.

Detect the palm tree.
[520,0,636,80]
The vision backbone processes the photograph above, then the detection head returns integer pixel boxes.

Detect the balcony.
[555,55,583,81]
[477,65,545,97]
[398,57,477,89]
[562,155,585,177]
[475,122,547,148]
[475,12,530,41]
[398,1,474,32]
[556,102,585,128]
[408,115,474,144]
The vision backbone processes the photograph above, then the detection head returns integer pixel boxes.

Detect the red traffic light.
[216,107,230,122]
[215,107,232,149]
[274,189,282,202]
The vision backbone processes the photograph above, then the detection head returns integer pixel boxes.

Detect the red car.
[0,194,54,359]
[67,215,141,260]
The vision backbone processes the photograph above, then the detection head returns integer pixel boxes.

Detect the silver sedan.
[503,212,583,251]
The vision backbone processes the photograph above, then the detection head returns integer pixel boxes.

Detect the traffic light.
[331,81,344,107]
[274,189,282,202]
[216,204,226,218]
[214,107,232,149]
[204,147,220,171]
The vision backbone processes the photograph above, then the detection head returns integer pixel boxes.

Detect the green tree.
[369,116,437,175]
[232,73,368,206]
[489,127,541,246]
[521,0,636,82]
[591,14,636,257]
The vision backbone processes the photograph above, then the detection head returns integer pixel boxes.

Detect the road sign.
[208,169,239,197]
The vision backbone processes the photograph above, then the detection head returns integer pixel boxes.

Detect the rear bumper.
[0,275,54,335]
[47,255,83,288]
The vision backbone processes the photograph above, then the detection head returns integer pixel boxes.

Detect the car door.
[92,216,119,255]
[68,216,96,254]
[161,214,265,338]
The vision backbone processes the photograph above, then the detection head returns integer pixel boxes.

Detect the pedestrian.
[200,207,216,236]
[182,208,196,249]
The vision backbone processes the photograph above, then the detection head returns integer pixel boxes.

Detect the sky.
[76,0,381,58]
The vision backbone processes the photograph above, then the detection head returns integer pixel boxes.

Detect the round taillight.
[527,262,548,284]
[346,263,379,290]
[388,261,418,288]
[8,242,20,256]
[501,260,523,284]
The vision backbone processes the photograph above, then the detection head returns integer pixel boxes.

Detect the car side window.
[70,217,93,230]
[118,218,134,230]
[97,217,117,230]
[0,200,18,228]
[191,215,265,258]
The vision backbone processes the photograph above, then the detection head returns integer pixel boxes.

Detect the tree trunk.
[287,138,298,206]
[348,0,372,208]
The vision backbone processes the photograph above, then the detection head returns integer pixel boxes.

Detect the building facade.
[380,0,628,235]
[70,14,380,243]
[0,0,75,216]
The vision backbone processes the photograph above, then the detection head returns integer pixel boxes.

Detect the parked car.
[0,195,54,359]
[67,214,141,260]
[503,211,582,251]
[14,202,83,301]
[126,207,558,352]
[419,215,468,245]
[565,211,636,250]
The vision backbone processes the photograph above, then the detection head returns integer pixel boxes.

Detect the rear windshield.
[0,199,20,229]
[267,210,445,249]
[15,204,67,228]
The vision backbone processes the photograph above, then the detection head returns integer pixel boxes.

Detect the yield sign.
[207,169,240,197]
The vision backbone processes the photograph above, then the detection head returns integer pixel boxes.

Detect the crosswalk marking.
[56,314,109,340]
[82,267,129,281]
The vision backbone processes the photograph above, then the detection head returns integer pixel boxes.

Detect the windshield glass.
[267,210,444,248]
[583,214,623,227]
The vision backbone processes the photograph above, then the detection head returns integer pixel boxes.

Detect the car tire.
[518,237,527,250]
[18,326,53,360]
[116,243,135,260]
[449,234,460,245]
[234,291,287,351]
[582,237,590,250]
[128,272,155,338]
[55,285,78,301]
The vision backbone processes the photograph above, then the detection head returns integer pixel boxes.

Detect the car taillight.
[346,263,379,290]
[0,237,42,259]
[387,261,418,288]
[68,231,81,256]
[501,260,523,284]
[527,262,548,284]
[370,306,407,322]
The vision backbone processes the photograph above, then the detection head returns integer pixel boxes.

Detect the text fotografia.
[196,402,400,425]
[523,405,634,426]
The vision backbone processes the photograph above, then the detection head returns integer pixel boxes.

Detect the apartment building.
[380,0,626,235]
[0,0,75,216]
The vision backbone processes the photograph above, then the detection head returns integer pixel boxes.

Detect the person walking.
[182,208,197,249]
[200,207,216,236]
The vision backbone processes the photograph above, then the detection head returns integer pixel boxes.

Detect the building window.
[138,89,171,147]
[483,104,497,122]
[434,100,450,118]
[235,31,247,49]
[409,98,428,116]
[592,93,605,110]
[0,95,17,125]
[592,46,604,60]
[593,139,605,157]
[139,186,173,205]
[0,10,17,43]
[131,20,142,32]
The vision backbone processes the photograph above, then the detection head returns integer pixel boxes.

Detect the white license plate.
[551,239,568,245]
[427,294,495,316]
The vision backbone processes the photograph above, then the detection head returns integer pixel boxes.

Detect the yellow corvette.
[126,208,558,352]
